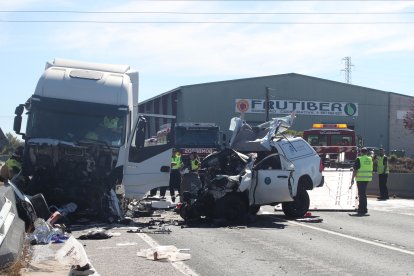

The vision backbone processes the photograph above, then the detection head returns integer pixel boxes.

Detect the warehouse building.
[138,73,414,157]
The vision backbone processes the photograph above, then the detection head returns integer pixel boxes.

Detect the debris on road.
[55,236,99,275]
[30,218,68,245]
[295,217,323,223]
[127,225,171,234]
[137,245,191,262]
[78,229,121,240]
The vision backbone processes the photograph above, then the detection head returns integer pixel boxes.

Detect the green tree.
[0,133,24,155]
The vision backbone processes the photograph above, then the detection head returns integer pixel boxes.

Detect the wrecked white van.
[179,114,324,221]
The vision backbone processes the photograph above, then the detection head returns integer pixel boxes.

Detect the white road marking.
[136,233,200,276]
[262,211,414,256]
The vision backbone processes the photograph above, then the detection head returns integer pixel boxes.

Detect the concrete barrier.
[0,185,25,268]
[367,173,414,198]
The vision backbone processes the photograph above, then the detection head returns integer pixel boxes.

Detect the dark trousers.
[150,186,167,197]
[378,174,389,199]
[357,181,368,214]
[169,169,181,197]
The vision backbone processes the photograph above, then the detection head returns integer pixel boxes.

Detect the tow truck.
[303,123,358,168]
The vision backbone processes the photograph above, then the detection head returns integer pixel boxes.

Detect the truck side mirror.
[15,104,24,116]
[134,118,146,148]
[13,115,22,134]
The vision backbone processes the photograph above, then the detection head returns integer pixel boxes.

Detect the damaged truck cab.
[14,59,139,220]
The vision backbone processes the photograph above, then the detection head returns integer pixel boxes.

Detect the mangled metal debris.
[179,113,324,222]
[127,225,171,234]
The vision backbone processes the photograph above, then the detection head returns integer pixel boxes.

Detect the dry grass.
[0,239,31,276]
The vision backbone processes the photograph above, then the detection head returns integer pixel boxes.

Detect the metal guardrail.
[0,197,16,246]
[0,186,25,268]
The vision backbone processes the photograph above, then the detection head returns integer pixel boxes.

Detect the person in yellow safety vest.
[189,152,200,172]
[169,149,182,202]
[84,116,120,142]
[377,148,389,200]
[350,147,373,215]
[0,146,24,182]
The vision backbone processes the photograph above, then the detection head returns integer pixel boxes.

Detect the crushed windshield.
[27,106,127,147]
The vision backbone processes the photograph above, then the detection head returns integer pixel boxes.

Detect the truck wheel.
[249,205,261,215]
[215,194,247,223]
[179,202,199,221]
[282,188,310,218]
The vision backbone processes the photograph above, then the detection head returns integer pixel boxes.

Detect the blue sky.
[1,0,413,135]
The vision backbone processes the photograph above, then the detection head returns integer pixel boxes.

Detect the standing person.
[169,149,182,202]
[0,146,24,182]
[350,147,373,216]
[189,152,200,172]
[377,148,389,200]
[149,186,167,198]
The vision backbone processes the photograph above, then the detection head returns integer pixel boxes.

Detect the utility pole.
[342,56,354,84]
[265,87,270,122]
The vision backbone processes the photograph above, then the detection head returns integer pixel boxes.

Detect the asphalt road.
[71,198,414,276]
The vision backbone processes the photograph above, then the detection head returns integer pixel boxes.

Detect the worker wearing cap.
[350,147,373,215]
[377,148,389,200]
[1,146,24,182]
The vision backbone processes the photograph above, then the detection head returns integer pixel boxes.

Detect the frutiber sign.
[235,99,358,117]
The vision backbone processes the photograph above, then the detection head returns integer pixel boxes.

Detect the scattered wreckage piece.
[179,114,324,224]
[127,197,176,218]
[137,245,191,262]
[78,229,120,240]
[29,218,68,245]
[127,225,172,234]
[295,217,323,223]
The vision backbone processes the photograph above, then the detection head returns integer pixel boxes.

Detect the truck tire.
[215,194,247,223]
[249,205,261,215]
[282,188,310,218]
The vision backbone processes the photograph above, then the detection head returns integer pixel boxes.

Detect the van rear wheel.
[282,188,310,218]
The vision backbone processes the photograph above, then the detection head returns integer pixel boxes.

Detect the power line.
[1,10,413,15]
[1,20,413,24]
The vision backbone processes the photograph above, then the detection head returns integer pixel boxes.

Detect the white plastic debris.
[55,236,90,267]
[137,245,191,262]
[30,218,65,244]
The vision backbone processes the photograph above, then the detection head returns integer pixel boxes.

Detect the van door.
[251,154,294,205]
[122,114,175,199]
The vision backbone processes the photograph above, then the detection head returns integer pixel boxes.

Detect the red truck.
[303,123,358,168]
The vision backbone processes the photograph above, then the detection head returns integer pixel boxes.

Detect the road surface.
[67,198,414,276]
